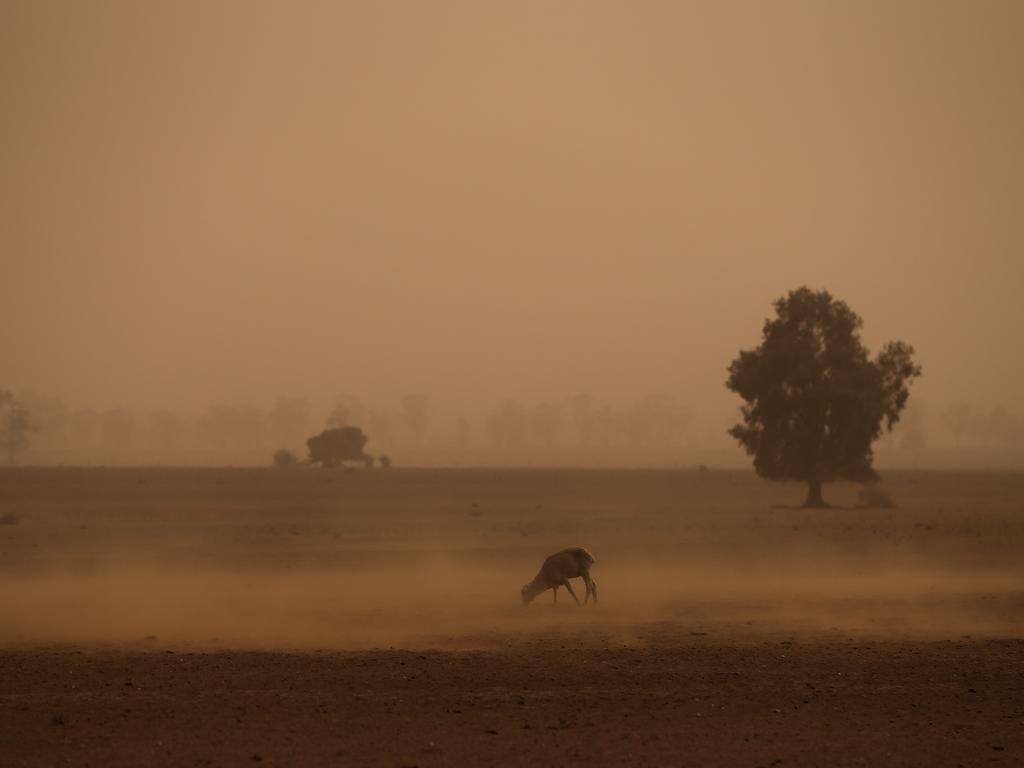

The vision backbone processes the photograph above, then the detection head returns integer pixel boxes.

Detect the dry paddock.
[1,468,1022,766]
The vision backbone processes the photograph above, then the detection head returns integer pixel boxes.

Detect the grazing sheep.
[521,547,597,606]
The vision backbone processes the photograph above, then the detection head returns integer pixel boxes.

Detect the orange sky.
[2,0,1022,424]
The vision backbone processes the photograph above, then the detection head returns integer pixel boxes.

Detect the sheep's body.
[521,547,597,605]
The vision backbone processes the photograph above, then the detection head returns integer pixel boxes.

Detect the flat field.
[1,468,1022,766]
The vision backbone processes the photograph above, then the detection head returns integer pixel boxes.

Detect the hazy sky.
[2,0,1022,419]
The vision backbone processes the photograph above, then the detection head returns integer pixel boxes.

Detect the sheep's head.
[521,582,544,606]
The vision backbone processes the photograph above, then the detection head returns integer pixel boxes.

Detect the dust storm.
[2,468,1020,650]
[3,1,1024,765]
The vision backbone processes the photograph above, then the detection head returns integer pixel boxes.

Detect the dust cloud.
[1,468,1021,649]
[2,563,1020,651]
[2,1,1024,471]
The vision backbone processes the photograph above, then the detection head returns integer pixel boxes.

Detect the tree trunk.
[803,478,829,508]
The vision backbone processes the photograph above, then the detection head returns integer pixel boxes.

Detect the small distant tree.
[487,399,527,449]
[981,405,1023,450]
[569,393,596,445]
[327,394,370,430]
[531,402,564,448]
[99,408,136,456]
[379,455,392,469]
[68,408,99,456]
[900,428,926,468]
[306,426,369,468]
[269,396,312,449]
[941,403,971,448]
[897,401,927,467]
[21,394,68,453]
[272,448,299,468]
[726,287,921,508]
[147,409,183,455]
[0,391,31,465]
[400,394,431,445]
[455,416,472,451]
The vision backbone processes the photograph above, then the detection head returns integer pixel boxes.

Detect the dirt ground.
[1,468,1022,766]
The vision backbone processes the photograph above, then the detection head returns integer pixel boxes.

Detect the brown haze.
[2,9,1024,764]
[4,466,1022,766]
[2,0,1024,467]
[2,469,1022,650]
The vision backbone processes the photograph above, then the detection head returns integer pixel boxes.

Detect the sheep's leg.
[590,578,598,604]
[583,573,595,604]
[563,579,580,605]
[552,585,558,604]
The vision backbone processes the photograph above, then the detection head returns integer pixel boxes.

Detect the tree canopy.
[306,426,370,468]
[726,287,921,507]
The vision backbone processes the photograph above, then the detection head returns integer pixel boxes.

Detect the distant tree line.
[0,391,31,465]
[2,384,1022,468]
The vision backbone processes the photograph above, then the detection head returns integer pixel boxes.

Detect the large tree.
[726,287,921,507]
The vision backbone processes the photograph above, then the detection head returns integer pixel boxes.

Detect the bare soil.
[1,468,1022,766]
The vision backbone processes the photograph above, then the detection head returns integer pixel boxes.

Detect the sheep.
[521,547,597,606]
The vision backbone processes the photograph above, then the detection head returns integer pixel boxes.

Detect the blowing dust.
[1,559,1020,650]
[1,469,1021,650]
